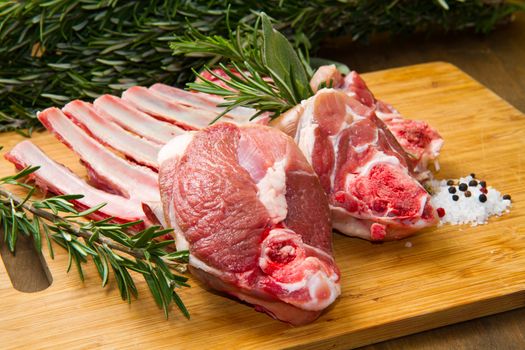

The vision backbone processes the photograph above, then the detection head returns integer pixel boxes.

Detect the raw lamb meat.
[158,122,340,325]
[371,100,443,175]
[94,95,185,145]
[309,65,344,93]
[5,141,148,227]
[37,107,160,204]
[62,100,161,169]
[271,89,438,240]
[122,86,259,129]
[149,83,255,121]
[122,86,218,129]
[311,65,443,174]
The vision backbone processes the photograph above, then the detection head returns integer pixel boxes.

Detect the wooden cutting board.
[0,62,524,349]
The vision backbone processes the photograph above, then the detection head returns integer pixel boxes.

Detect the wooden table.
[1,12,524,350]
[324,12,525,350]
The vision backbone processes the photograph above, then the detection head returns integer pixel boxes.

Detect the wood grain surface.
[325,12,525,349]
[0,62,524,349]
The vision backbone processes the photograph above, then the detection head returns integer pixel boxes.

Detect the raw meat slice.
[149,83,255,121]
[308,65,443,175]
[158,123,340,325]
[198,68,243,91]
[341,69,443,174]
[373,100,444,175]
[94,94,185,144]
[309,65,344,93]
[5,141,147,227]
[62,100,161,169]
[122,86,221,129]
[37,107,159,203]
[272,89,438,240]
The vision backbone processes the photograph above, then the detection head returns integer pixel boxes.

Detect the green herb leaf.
[261,13,312,104]
[0,165,189,319]
[310,57,351,76]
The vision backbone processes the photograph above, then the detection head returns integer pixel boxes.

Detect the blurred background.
[1,2,524,348]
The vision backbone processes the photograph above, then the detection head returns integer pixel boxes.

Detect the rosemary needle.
[1,1,522,132]
[0,165,190,319]
[174,13,314,121]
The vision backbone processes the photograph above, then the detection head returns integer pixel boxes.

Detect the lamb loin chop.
[271,89,438,240]
[310,65,443,176]
[158,122,340,325]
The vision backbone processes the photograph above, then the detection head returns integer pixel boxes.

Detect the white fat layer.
[429,138,444,157]
[189,254,226,277]
[256,159,288,224]
[297,124,317,165]
[330,205,372,239]
[158,132,194,250]
[157,132,194,165]
[328,130,343,189]
[275,265,340,311]
[434,159,441,172]
[169,201,189,251]
[358,151,401,176]
[295,93,316,141]
[143,201,167,228]
[417,194,428,218]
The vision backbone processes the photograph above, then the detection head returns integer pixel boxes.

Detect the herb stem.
[0,165,190,318]
[0,186,185,271]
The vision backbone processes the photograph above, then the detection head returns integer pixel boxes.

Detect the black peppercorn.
[458,183,468,191]
[465,190,472,197]
[446,180,454,186]
[503,194,511,201]
[468,180,478,187]
[452,195,459,201]
[470,173,476,178]
[448,187,457,194]
[479,194,487,203]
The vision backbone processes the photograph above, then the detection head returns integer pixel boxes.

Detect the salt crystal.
[430,175,511,226]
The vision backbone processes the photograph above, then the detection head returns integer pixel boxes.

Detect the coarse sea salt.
[430,175,511,226]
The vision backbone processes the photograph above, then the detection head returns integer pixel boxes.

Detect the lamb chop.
[271,89,438,240]
[158,122,340,325]
[37,107,160,204]
[94,94,186,145]
[5,141,149,228]
[310,65,444,176]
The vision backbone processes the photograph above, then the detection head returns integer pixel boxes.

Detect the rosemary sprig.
[1,1,523,132]
[172,13,313,120]
[0,165,190,319]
